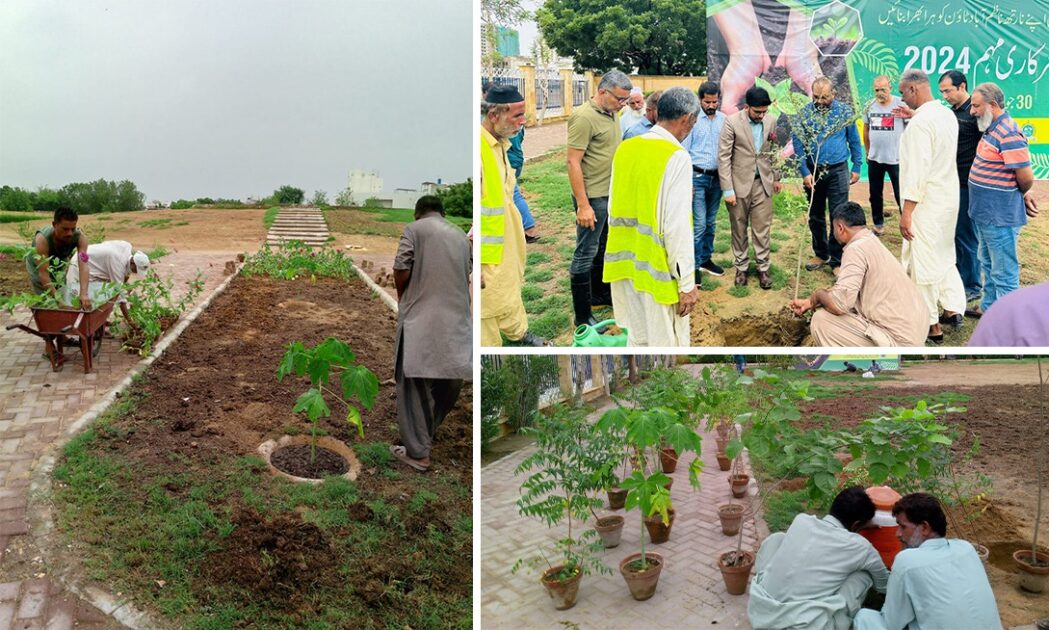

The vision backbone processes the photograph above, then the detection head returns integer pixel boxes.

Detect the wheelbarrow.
[5,298,118,373]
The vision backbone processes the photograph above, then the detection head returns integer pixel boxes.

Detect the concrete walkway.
[480,397,764,628]
[0,251,238,629]
[523,120,567,161]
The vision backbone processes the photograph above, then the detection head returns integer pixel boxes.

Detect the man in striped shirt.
[967,82,1039,316]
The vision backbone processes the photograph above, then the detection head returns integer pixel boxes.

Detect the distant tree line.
[436,178,471,218]
[0,180,145,214]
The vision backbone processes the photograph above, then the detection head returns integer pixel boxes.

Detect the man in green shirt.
[567,69,632,327]
[24,206,91,309]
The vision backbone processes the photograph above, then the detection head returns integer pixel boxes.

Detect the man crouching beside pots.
[853,492,1001,630]
[748,487,889,629]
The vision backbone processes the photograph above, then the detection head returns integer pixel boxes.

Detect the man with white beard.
[619,87,646,137]
[853,493,1002,630]
[966,82,1039,317]
[896,69,966,343]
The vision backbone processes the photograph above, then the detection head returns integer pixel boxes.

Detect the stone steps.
[265,207,330,248]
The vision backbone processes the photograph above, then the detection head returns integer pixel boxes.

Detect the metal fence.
[535,78,565,118]
[573,74,589,106]
[482,67,525,97]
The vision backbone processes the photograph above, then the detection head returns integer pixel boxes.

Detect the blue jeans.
[955,186,981,300]
[974,221,1021,312]
[513,185,535,230]
[692,173,721,268]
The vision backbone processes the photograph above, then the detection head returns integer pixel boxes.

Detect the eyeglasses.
[874,87,890,93]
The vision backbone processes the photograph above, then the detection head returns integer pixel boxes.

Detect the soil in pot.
[595,515,625,548]
[719,550,755,595]
[607,487,628,510]
[716,453,731,471]
[271,444,349,479]
[730,473,750,499]
[1013,550,1049,593]
[541,565,583,610]
[644,509,676,544]
[659,448,678,474]
[718,504,745,536]
[619,552,664,601]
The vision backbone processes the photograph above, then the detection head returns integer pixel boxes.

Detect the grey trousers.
[729,183,773,273]
[395,343,463,460]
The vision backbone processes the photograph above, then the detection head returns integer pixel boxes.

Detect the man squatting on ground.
[25,206,91,310]
[389,196,471,472]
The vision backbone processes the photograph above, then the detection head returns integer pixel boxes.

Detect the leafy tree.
[311,190,329,206]
[170,199,194,209]
[0,186,34,212]
[60,179,144,214]
[334,187,355,207]
[272,185,305,205]
[32,187,65,215]
[537,0,707,75]
[436,178,472,218]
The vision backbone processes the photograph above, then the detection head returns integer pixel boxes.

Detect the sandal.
[389,445,429,472]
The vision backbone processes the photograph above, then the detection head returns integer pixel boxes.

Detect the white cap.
[630,86,643,96]
[132,250,150,274]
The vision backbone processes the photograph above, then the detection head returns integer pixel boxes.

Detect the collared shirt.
[853,538,1002,630]
[567,99,621,198]
[684,110,726,170]
[968,111,1030,227]
[750,117,765,154]
[507,127,525,171]
[792,100,864,177]
[623,117,654,140]
[830,229,929,346]
[951,98,982,183]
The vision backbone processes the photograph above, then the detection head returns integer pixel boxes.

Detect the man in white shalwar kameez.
[604,87,700,346]
[896,69,967,342]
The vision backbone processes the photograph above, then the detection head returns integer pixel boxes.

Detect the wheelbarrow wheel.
[91,333,103,358]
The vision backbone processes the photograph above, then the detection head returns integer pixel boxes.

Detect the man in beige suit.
[718,86,781,289]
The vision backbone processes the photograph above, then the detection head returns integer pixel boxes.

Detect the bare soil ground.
[51,275,472,627]
[798,360,1049,627]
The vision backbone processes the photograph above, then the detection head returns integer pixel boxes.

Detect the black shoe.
[695,271,703,288]
[938,312,964,328]
[571,272,594,327]
[700,260,725,276]
[927,334,944,344]
[525,234,541,244]
[513,331,550,347]
[805,257,828,271]
[590,263,611,308]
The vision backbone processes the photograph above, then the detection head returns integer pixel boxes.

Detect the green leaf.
[869,462,890,484]
[346,405,364,439]
[725,438,744,460]
[927,434,953,445]
[293,388,330,423]
[276,342,305,381]
[342,365,379,409]
[813,472,837,497]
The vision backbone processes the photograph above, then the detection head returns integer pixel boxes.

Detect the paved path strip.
[265,206,330,247]
[0,252,239,629]
[480,396,764,629]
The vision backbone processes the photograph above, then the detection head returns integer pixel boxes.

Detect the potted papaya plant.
[513,405,611,609]
[596,399,704,601]
[1014,357,1049,593]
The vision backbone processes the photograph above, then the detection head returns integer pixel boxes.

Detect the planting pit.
[51,273,473,628]
[712,309,809,347]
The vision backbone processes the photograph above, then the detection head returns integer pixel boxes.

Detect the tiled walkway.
[0,251,238,628]
[480,396,765,629]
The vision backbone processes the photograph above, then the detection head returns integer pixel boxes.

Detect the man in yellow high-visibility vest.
[480,84,549,346]
[604,86,701,346]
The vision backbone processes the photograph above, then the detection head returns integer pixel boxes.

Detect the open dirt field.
[799,359,1049,627]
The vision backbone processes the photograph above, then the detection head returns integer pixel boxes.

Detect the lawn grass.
[325,208,470,238]
[263,206,280,230]
[0,212,49,224]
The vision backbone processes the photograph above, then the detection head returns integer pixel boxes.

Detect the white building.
[348,169,383,205]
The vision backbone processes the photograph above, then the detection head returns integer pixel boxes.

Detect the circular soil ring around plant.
[271,445,348,478]
[257,434,361,484]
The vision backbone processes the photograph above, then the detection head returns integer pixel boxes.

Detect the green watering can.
[572,319,628,347]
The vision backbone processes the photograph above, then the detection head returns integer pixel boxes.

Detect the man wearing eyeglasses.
[863,76,905,237]
[567,69,633,329]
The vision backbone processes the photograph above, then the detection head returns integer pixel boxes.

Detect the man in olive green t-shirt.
[567,69,632,328]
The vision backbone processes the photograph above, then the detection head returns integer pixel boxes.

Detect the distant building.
[348,169,383,205]
[496,27,519,57]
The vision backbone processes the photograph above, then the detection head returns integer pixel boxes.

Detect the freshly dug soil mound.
[270,444,349,478]
[716,309,809,346]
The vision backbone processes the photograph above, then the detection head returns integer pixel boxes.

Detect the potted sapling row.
[513,405,611,610]
[596,403,704,601]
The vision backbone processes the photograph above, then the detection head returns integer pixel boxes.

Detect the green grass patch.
[700,277,722,291]
[353,442,392,468]
[0,212,48,224]
[524,267,554,283]
[520,284,545,303]
[263,206,280,230]
[771,230,790,241]
[138,218,173,229]
[527,309,572,341]
[526,293,571,316]
[728,284,751,298]
[762,489,812,533]
[145,245,170,261]
[526,251,551,266]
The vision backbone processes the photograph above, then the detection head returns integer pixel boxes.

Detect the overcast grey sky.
[0,0,471,202]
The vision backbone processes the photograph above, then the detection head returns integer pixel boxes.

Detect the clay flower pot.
[619,552,664,601]
[659,447,678,474]
[716,453,731,471]
[718,550,755,595]
[973,543,989,564]
[541,565,583,610]
[607,487,628,510]
[1013,549,1049,593]
[729,473,750,499]
[595,515,625,549]
[718,504,745,536]
[716,422,731,439]
[644,508,676,544]
[715,436,729,453]
[663,477,675,493]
